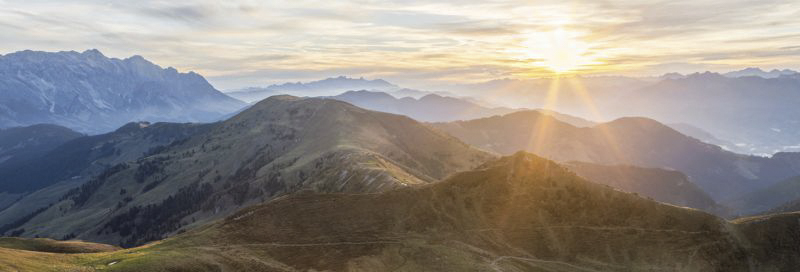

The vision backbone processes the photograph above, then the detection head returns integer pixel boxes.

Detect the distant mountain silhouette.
[0,49,245,134]
[227,76,400,102]
[724,67,798,78]
[436,76,650,115]
[667,123,737,150]
[615,72,800,154]
[223,87,282,103]
[432,111,800,202]
[330,90,518,122]
[330,90,596,126]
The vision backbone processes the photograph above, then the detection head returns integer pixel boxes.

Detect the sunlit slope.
[432,111,800,201]
[7,95,491,247]
[4,153,799,271]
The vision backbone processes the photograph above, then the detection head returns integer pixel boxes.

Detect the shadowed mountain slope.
[726,176,800,216]
[564,161,722,214]
[0,124,82,169]
[0,122,211,194]
[0,121,212,232]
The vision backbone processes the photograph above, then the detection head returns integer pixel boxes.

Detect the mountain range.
[0,49,245,134]
[425,72,800,155]
[723,67,799,78]
[225,76,400,102]
[4,49,800,271]
[614,72,800,155]
[328,90,598,126]
[329,90,518,122]
[0,95,490,247]
[431,110,800,203]
[433,76,652,115]
[228,71,800,155]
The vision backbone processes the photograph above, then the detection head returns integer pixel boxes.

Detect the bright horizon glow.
[0,1,799,89]
[520,27,599,73]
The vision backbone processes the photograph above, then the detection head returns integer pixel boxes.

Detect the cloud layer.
[1,0,799,89]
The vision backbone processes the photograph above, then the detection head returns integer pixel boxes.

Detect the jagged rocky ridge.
[0,49,245,134]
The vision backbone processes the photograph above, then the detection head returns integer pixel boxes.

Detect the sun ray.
[564,77,628,163]
[527,75,562,155]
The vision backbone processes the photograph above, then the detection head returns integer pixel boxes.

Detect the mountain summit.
[2,95,491,247]
[0,49,246,134]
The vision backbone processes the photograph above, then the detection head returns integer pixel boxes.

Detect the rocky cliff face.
[0,49,245,134]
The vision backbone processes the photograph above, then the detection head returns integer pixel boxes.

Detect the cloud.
[137,5,214,25]
[0,0,798,89]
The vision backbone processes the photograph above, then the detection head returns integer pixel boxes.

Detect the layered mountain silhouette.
[435,76,651,115]
[0,49,245,134]
[330,90,596,126]
[1,96,491,247]
[5,153,798,271]
[329,90,518,122]
[429,71,800,155]
[616,72,800,154]
[226,76,399,102]
[432,110,800,202]
[723,67,799,78]
[228,72,800,156]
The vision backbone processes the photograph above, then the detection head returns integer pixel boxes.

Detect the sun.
[521,27,596,73]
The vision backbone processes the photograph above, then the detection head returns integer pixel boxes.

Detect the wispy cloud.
[1,0,798,89]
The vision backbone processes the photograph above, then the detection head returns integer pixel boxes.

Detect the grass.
[0,237,119,253]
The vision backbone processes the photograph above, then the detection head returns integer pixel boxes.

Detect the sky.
[1,0,799,90]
